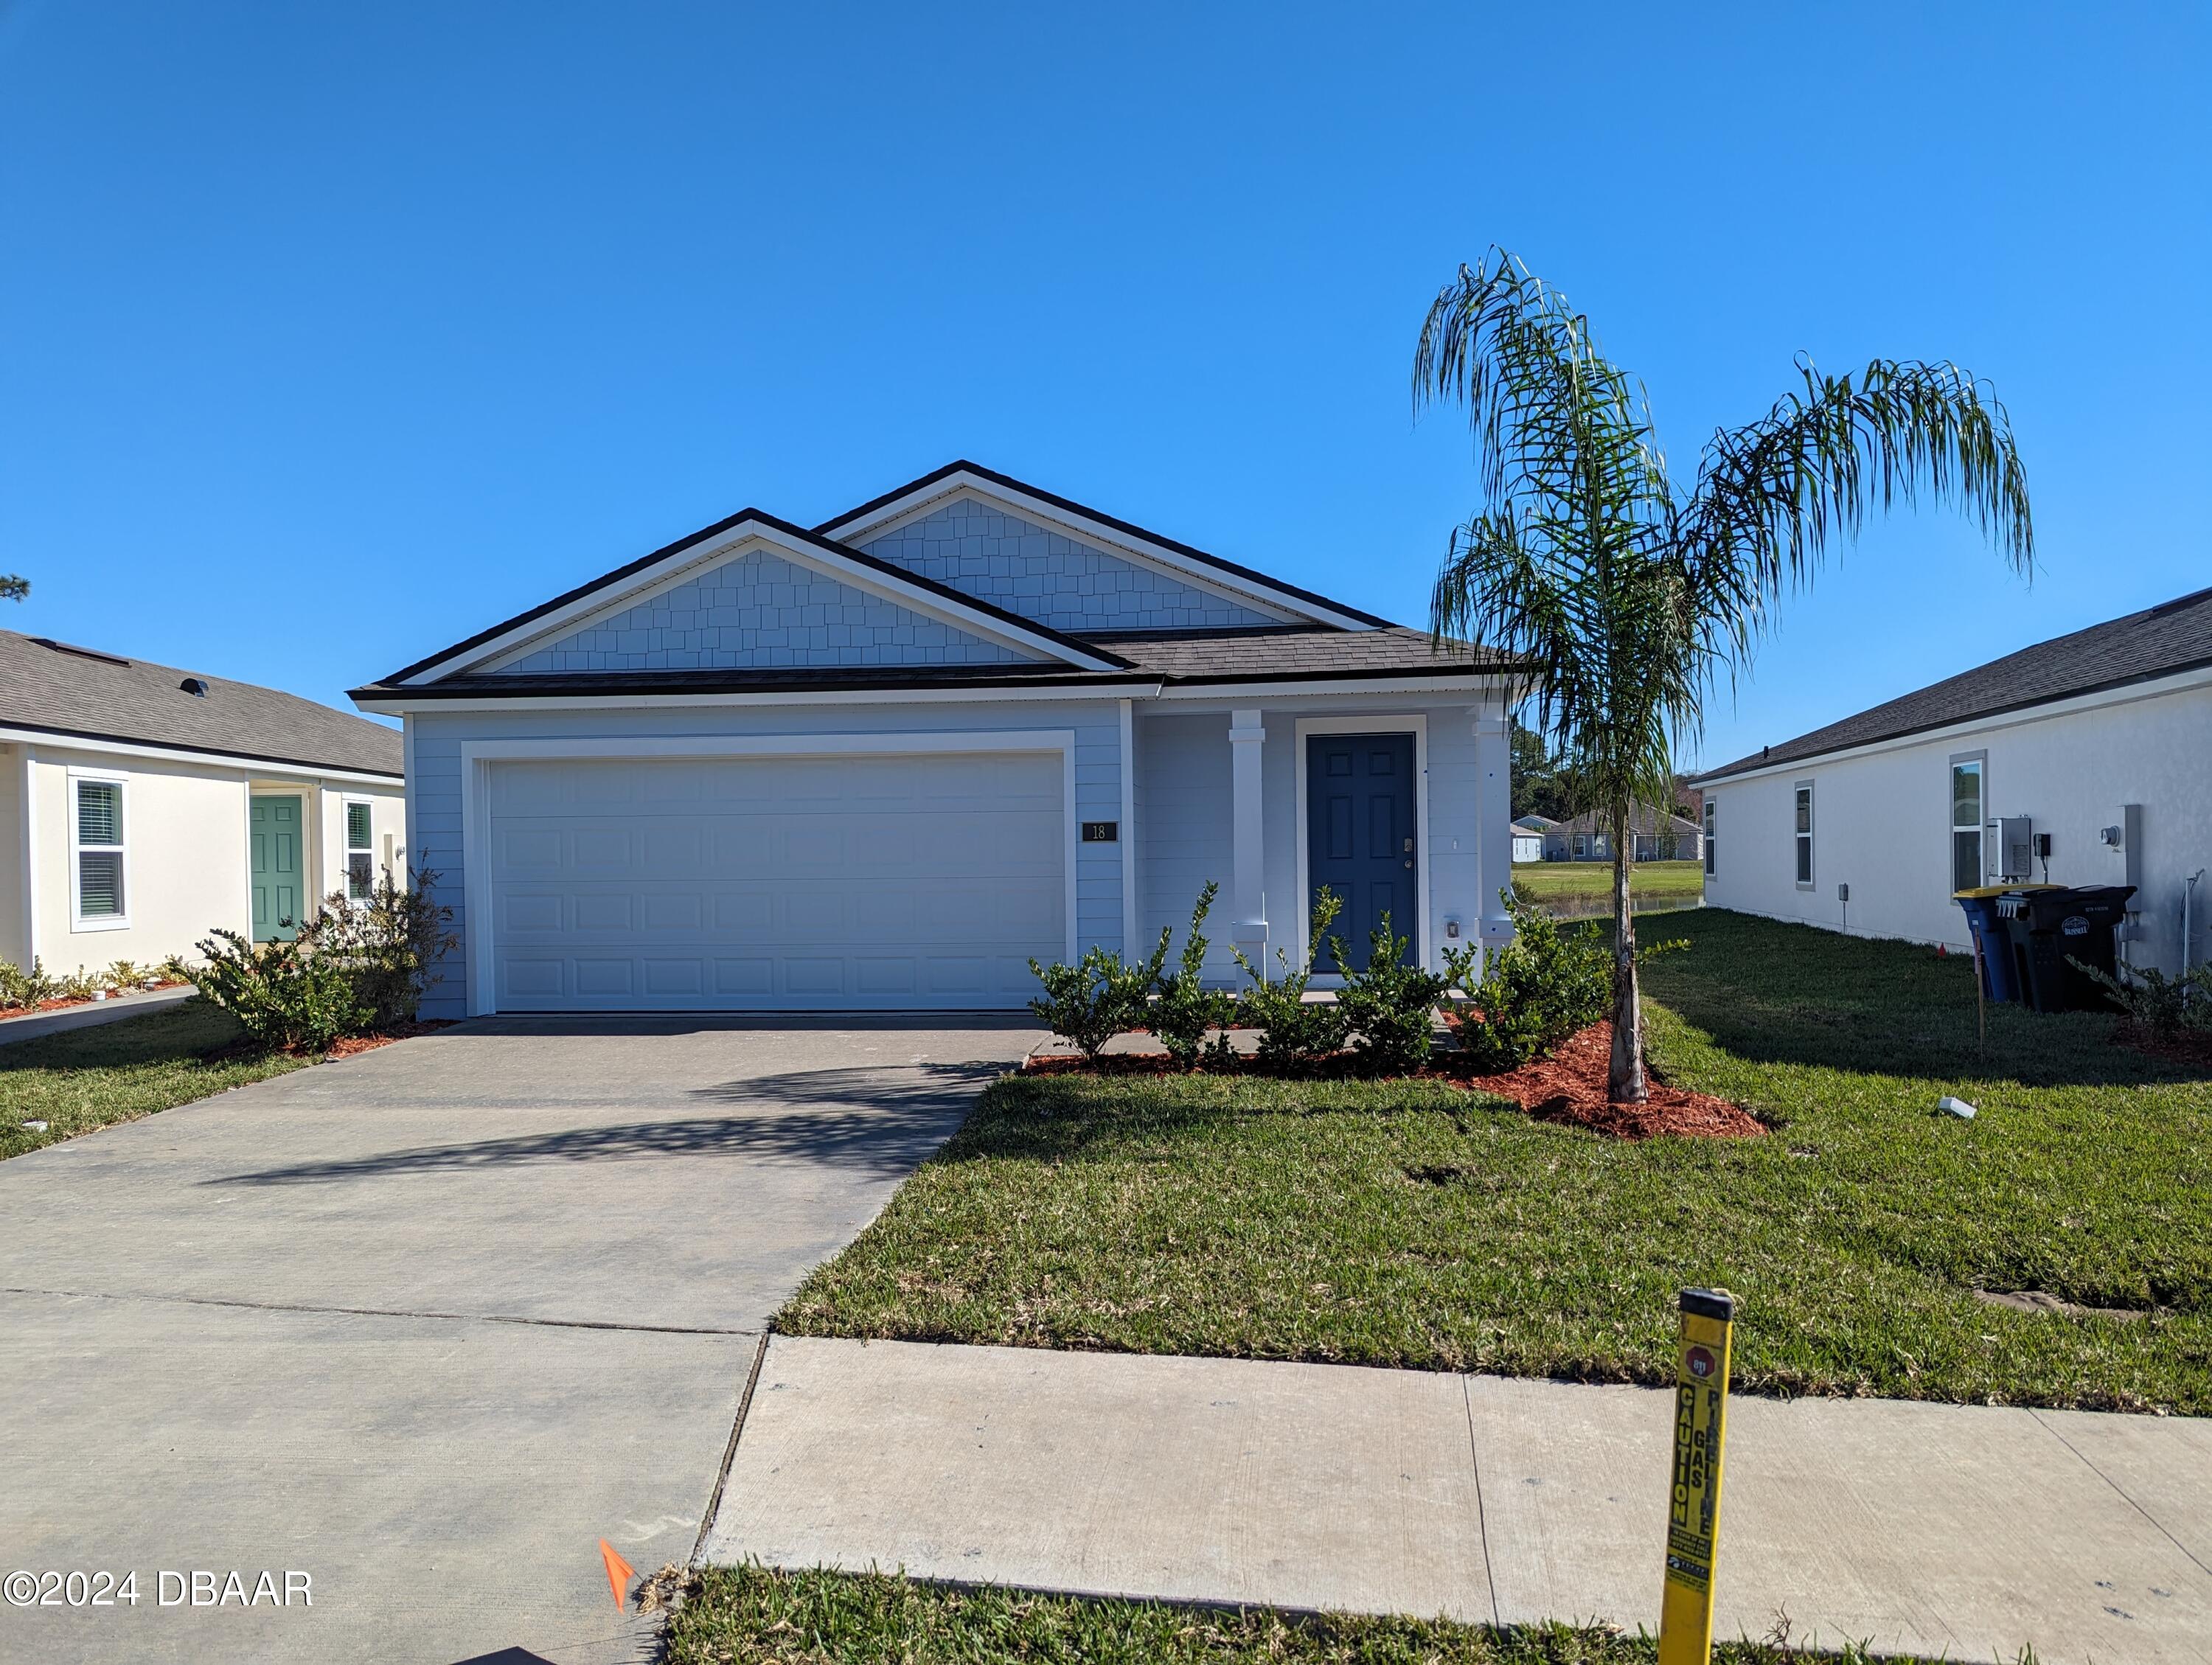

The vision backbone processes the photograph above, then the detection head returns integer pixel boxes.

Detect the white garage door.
[486,751,1065,1011]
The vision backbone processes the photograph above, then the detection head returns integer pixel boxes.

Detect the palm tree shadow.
[206,1063,999,1186]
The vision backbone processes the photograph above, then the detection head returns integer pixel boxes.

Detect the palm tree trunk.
[1607,800,1648,1103]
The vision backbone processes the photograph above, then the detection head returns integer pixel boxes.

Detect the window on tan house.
[345,802,375,900]
[72,776,128,926]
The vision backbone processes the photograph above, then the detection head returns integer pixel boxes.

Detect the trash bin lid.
[1955,884,2058,898]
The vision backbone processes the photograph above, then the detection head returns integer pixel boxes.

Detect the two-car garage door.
[486,752,1065,1010]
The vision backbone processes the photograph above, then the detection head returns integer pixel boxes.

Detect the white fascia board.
[412,523,1122,682]
[354,681,1164,717]
[1694,661,2212,788]
[0,724,402,786]
[827,473,1365,630]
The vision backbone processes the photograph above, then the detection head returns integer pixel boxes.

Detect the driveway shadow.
[206,1063,995,1187]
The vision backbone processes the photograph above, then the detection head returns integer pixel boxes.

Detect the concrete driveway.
[0,1014,1035,1665]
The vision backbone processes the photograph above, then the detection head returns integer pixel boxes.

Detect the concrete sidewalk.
[704,1336,2212,1664]
[0,983,193,1046]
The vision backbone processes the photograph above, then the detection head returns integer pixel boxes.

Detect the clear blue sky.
[3,1,2205,768]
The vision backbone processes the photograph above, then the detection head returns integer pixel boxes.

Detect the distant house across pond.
[1511,815,1554,863]
[1538,805,1703,864]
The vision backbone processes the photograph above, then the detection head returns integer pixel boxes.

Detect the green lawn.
[664,1564,1940,1664]
[0,1001,309,1160]
[779,909,2212,1413]
[1512,858,1704,911]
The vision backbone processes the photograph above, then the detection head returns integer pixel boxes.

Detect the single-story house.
[1540,805,1703,864]
[350,461,1523,1018]
[1690,585,2212,973]
[1511,815,1554,863]
[0,630,406,976]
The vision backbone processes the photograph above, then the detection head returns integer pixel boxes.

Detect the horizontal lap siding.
[406,702,1127,1018]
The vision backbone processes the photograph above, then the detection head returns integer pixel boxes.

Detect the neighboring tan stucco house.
[1691,585,2212,974]
[350,462,1523,1018]
[0,630,406,977]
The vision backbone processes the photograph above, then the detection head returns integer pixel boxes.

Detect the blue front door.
[1306,733,1416,971]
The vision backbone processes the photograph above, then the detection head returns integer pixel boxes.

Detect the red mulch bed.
[2115,1022,2212,1071]
[1,978,190,1020]
[1436,1021,1765,1141]
[315,1020,458,1060]
[1021,1019,1763,1141]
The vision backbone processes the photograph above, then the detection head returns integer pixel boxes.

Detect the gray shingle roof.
[1693,586,2212,783]
[350,626,1521,702]
[1079,626,1514,680]
[0,630,403,776]
[1550,804,1703,838]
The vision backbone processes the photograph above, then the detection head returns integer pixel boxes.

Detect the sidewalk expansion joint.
[691,1330,771,1566]
[1461,1374,1502,1626]
[2028,1406,2212,1579]
[2,1285,760,1337]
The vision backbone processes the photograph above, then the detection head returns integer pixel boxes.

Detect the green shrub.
[1333,912,1450,1075]
[1027,938,1165,1062]
[1150,881,1237,1069]
[1232,886,1349,1069]
[2075,958,2212,1038]
[56,967,114,1002]
[188,930,372,1052]
[1444,889,1612,1072]
[187,865,458,1050]
[0,958,61,1010]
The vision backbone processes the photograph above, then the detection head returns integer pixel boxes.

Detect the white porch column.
[1473,709,1514,956]
[1229,708,1267,964]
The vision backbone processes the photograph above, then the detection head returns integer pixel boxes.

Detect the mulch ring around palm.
[1022,1019,1764,1140]
[1436,1019,1764,1140]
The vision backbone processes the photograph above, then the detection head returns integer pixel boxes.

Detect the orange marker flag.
[598,1538,636,1610]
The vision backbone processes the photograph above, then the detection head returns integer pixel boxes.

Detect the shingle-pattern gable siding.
[861,501,1277,633]
[500,549,1032,673]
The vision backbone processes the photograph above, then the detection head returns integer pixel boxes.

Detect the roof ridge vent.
[29,636,130,666]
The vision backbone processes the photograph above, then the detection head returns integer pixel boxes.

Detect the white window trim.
[341,795,378,903]
[67,766,131,932]
[456,731,1080,1018]
[1948,750,1988,891]
[1291,715,1431,981]
[1794,779,1816,891]
[1703,796,1717,878]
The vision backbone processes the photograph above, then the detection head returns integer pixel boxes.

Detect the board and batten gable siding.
[1702,674,2212,973]
[498,548,1035,673]
[404,700,1130,1019]
[861,500,1277,633]
[1136,699,1496,981]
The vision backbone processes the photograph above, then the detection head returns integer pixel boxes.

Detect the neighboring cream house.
[1690,586,2212,975]
[1540,805,1703,863]
[0,630,406,977]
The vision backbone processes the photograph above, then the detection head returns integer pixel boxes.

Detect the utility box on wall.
[1989,816,2035,882]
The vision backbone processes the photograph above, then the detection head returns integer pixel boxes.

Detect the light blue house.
[351,463,1520,1016]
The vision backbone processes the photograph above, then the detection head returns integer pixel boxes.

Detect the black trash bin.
[1996,885,2136,1013]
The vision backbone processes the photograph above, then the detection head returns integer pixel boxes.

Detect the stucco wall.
[862,498,1277,633]
[503,548,1030,672]
[0,745,24,966]
[1701,675,2212,974]
[406,700,1130,1019]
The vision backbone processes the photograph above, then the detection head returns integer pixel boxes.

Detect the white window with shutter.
[344,799,376,901]
[70,771,130,930]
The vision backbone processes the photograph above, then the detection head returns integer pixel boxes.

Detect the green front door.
[251,795,305,941]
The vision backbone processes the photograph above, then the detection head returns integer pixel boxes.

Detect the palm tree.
[1415,249,2031,1102]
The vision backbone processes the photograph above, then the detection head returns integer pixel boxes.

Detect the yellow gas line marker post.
[1658,1287,1737,1665]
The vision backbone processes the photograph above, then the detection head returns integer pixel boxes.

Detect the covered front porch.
[1126,693,1514,982]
